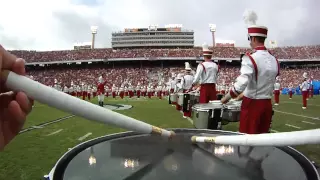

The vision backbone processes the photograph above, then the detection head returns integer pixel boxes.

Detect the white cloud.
[0,0,319,50]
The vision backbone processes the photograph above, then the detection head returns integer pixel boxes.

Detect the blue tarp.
[281,81,320,95]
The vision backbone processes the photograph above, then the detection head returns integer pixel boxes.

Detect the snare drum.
[177,93,185,106]
[222,100,242,122]
[192,93,200,105]
[192,103,222,129]
[170,94,177,104]
[46,129,319,180]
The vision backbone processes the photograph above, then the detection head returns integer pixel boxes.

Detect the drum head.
[52,129,318,180]
[194,103,222,110]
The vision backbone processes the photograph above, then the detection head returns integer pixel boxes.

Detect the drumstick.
[1,71,175,138]
[191,129,320,146]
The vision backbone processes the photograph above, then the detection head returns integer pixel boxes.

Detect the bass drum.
[47,129,319,180]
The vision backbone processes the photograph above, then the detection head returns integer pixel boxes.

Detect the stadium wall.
[281,81,320,95]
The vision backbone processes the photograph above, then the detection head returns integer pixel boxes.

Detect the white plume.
[202,42,209,49]
[243,9,258,25]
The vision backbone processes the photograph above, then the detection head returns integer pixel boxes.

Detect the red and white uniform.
[77,86,81,97]
[169,78,176,94]
[157,85,162,99]
[288,83,293,99]
[301,80,308,109]
[119,86,124,99]
[87,86,92,100]
[182,74,194,93]
[97,77,107,102]
[136,83,141,98]
[112,85,117,98]
[124,87,128,97]
[220,83,226,95]
[274,82,280,105]
[193,61,219,103]
[227,46,280,134]
[128,85,134,98]
[63,86,69,94]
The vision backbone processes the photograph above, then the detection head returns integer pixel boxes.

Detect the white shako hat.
[202,43,213,56]
[185,62,192,71]
[243,9,268,38]
[303,72,308,79]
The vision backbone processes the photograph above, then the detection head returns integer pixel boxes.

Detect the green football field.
[0,95,319,180]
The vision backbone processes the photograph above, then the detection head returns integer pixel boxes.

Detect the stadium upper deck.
[9,45,320,63]
[111,25,194,48]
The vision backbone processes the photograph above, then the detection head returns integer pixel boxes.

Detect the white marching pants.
[98,94,105,102]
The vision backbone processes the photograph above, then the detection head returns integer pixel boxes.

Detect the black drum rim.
[52,128,320,180]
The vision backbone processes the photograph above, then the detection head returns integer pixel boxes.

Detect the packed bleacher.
[28,66,320,89]
[11,45,320,63]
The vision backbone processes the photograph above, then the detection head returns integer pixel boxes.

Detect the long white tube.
[191,129,320,146]
[1,71,175,138]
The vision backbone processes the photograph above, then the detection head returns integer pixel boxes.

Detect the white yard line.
[302,121,316,125]
[270,129,280,133]
[32,126,43,129]
[46,129,63,136]
[282,101,320,107]
[187,117,194,124]
[274,110,320,121]
[78,132,92,141]
[285,124,301,129]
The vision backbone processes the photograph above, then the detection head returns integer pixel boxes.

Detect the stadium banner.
[281,81,320,95]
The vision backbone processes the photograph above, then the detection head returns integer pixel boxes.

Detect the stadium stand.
[10,45,320,62]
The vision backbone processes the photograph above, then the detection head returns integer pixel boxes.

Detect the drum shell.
[170,94,177,103]
[49,129,320,180]
[222,109,240,122]
[191,107,211,129]
[177,93,184,106]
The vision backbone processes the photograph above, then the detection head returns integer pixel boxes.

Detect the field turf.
[0,95,319,179]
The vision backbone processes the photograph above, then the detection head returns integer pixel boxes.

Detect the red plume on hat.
[243,9,268,38]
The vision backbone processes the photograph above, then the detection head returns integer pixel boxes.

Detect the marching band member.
[136,82,141,98]
[169,75,176,94]
[141,86,146,97]
[93,86,97,98]
[129,84,134,98]
[221,10,280,134]
[162,85,167,97]
[69,84,74,96]
[181,62,194,93]
[124,86,129,97]
[288,82,293,99]
[87,85,92,101]
[301,73,309,109]
[175,74,183,111]
[77,85,81,97]
[147,84,152,99]
[112,84,117,98]
[82,83,87,100]
[119,85,124,99]
[105,86,110,98]
[63,85,69,95]
[192,43,219,103]
[220,81,226,95]
[273,77,281,105]
[53,79,59,91]
[157,83,162,99]
[97,75,107,107]
[309,77,314,98]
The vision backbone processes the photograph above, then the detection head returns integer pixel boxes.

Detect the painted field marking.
[32,126,43,129]
[274,110,320,121]
[78,132,92,141]
[46,129,63,136]
[285,124,301,129]
[282,101,320,107]
[270,129,279,133]
[302,121,316,125]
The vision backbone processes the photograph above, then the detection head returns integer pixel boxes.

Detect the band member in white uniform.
[192,43,219,103]
[181,62,194,93]
[221,10,280,134]
[301,72,309,109]
[175,74,183,111]
[181,62,195,117]
[273,78,281,105]
[288,82,293,99]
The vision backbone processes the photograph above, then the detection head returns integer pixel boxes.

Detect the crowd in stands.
[11,45,320,63]
[28,66,320,89]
